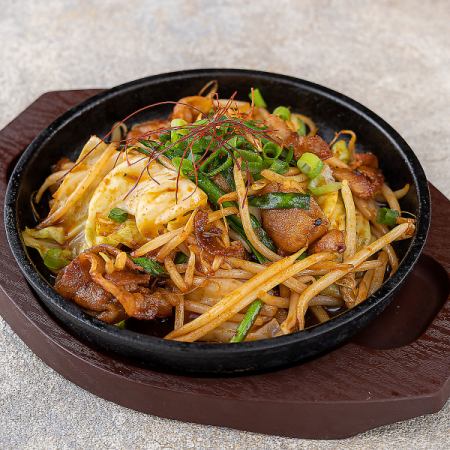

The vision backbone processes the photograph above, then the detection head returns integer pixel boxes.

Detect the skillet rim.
[4,68,430,356]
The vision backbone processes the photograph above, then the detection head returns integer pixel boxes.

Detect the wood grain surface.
[0,90,449,439]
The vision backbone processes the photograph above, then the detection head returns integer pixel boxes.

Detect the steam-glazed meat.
[292,135,333,160]
[55,256,126,323]
[333,165,384,199]
[260,182,329,253]
[55,246,172,323]
[127,119,171,143]
[194,209,246,258]
[172,96,213,123]
[350,152,379,169]
[310,230,346,254]
[265,114,292,143]
[264,114,332,160]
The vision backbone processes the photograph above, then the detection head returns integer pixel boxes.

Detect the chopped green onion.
[244,160,265,174]
[170,118,189,142]
[308,179,342,196]
[376,207,400,227]
[172,157,197,178]
[248,192,310,209]
[43,248,70,270]
[200,150,233,177]
[132,257,167,277]
[174,252,189,264]
[194,118,209,125]
[297,152,324,179]
[137,140,156,156]
[262,141,283,161]
[268,159,289,174]
[296,118,307,136]
[108,207,128,223]
[235,149,262,163]
[191,135,213,154]
[283,146,294,165]
[159,132,171,143]
[171,118,188,128]
[273,106,291,121]
[228,135,250,150]
[115,320,126,329]
[332,140,351,163]
[230,299,263,343]
[249,88,267,108]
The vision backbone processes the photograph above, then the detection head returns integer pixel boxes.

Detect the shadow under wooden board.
[0,90,449,439]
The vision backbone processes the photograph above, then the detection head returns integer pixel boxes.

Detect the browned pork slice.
[350,152,379,169]
[55,245,172,323]
[127,119,171,143]
[333,165,384,199]
[55,255,126,323]
[292,135,333,160]
[194,209,246,258]
[310,229,346,254]
[171,96,213,123]
[264,114,332,160]
[260,182,329,254]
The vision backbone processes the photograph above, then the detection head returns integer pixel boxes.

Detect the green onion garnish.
[283,146,294,165]
[174,252,189,264]
[170,118,189,142]
[297,152,324,179]
[376,207,400,227]
[230,299,263,343]
[268,159,289,174]
[248,192,310,209]
[108,207,128,223]
[43,248,70,270]
[332,140,351,163]
[199,149,233,177]
[307,175,342,196]
[115,320,127,329]
[296,118,307,136]
[273,106,291,121]
[132,257,167,277]
[235,149,262,163]
[262,141,283,161]
[249,88,267,108]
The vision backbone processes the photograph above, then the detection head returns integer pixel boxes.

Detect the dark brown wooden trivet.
[1,90,449,439]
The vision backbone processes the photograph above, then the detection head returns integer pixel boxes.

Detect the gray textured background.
[1,1,449,448]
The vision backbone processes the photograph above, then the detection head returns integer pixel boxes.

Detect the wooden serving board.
[1,90,449,439]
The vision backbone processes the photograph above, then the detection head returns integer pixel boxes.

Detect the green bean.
[248,193,310,209]
[132,257,167,277]
[377,207,400,227]
[230,299,263,343]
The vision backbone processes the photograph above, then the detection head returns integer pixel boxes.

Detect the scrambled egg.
[317,191,372,250]
[317,191,345,231]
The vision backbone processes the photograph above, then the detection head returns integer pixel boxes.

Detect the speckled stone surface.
[1,1,449,448]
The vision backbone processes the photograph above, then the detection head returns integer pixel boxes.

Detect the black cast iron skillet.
[4,69,430,375]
